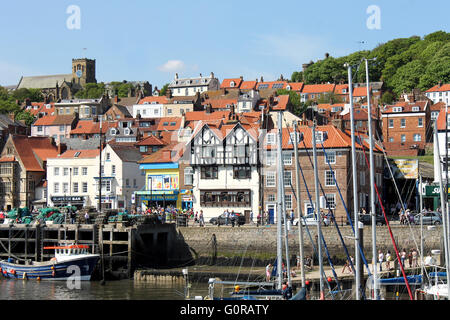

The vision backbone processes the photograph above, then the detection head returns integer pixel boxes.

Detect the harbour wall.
[176,225,444,265]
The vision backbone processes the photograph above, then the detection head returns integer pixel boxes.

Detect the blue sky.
[0,0,448,88]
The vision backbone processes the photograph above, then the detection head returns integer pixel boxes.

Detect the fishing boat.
[0,244,100,281]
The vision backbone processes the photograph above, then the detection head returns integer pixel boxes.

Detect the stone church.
[16,58,97,102]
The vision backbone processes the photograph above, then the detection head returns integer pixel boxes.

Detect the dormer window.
[412,106,420,112]
[266,133,276,145]
[110,128,117,135]
[393,107,403,113]
[124,128,130,135]
[230,81,235,87]
[286,85,291,91]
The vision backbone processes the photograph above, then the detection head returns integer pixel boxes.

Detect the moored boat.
[0,245,100,281]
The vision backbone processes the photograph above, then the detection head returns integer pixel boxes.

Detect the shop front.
[424,185,450,210]
[180,189,193,210]
[135,190,180,210]
[50,196,85,209]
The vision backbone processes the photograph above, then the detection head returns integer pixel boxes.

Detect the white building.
[237,90,260,113]
[168,73,220,97]
[426,83,450,105]
[46,144,143,210]
[189,121,261,221]
[434,109,450,183]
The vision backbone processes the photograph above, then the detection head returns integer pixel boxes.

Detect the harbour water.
[0,277,413,300]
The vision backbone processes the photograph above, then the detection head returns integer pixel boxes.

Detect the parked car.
[209,212,245,226]
[293,213,319,226]
[414,211,442,225]
[347,214,386,226]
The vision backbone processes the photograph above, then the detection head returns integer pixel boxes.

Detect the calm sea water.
[0,278,413,300]
[0,279,211,300]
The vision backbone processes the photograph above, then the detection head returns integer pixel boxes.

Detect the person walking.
[400,248,407,267]
[266,263,272,282]
[412,249,418,268]
[408,249,413,268]
[194,211,198,225]
[385,251,392,270]
[199,210,204,227]
[250,210,254,225]
[84,212,90,224]
[225,210,230,226]
[257,212,261,227]
[230,211,236,227]
[378,250,384,272]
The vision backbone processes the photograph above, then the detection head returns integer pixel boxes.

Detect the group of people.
[377,248,419,272]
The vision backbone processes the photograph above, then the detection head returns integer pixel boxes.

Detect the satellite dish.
[76,70,82,78]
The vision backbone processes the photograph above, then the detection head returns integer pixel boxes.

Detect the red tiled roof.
[11,135,58,171]
[137,96,169,105]
[25,102,55,117]
[271,95,290,111]
[220,78,243,89]
[287,82,304,91]
[136,135,167,146]
[139,142,184,164]
[426,84,450,92]
[70,120,117,135]
[203,98,238,109]
[430,102,447,111]
[256,81,288,90]
[240,81,258,90]
[352,86,371,97]
[301,84,335,94]
[58,149,100,159]
[185,110,230,122]
[33,114,75,126]
[0,156,15,162]
[436,109,450,131]
[383,101,428,113]
[155,117,182,131]
[334,84,349,94]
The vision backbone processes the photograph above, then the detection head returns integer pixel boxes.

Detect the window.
[283,171,292,187]
[106,153,111,161]
[54,183,59,193]
[54,167,59,176]
[413,134,422,142]
[325,170,336,186]
[63,183,69,193]
[314,131,325,144]
[285,194,293,210]
[266,172,276,187]
[184,167,193,185]
[418,118,423,127]
[388,119,394,128]
[324,151,336,164]
[325,194,336,209]
[73,167,78,176]
[82,167,88,176]
[266,133,276,145]
[233,165,251,179]
[289,132,301,144]
[400,119,406,128]
[360,172,366,186]
[401,135,406,143]
[63,168,69,176]
[376,173,382,186]
[266,151,276,166]
[200,166,218,179]
[389,137,394,142]
[82,182,88,193]
[268,194,276,202]
[112,165,116,175]
[167,109,172,115]
[283,153,292,165]
[73,182,78,193]
[59,125,65,132]
[37,126,43,132]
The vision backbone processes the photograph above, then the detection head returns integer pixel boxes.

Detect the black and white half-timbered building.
[189,120,261,221]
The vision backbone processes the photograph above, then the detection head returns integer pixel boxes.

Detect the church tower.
[72,58,97,87]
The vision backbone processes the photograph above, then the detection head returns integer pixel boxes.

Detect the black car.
[209,213,245,226]
[347,214,386,226]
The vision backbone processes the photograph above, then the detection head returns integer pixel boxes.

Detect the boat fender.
[37,276,41,281]
[50,258,57,262]
[51,266,55,270]
[11,269,16,275]
[22,272,27,280]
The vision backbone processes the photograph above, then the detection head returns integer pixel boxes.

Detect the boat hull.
[0,255,100,281]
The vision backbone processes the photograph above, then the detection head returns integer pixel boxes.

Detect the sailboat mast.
[276,112,284,289]
[365,58,379,300]
[347,63,363,300]
[434,120,450,298]
[293,121,306,288]
[312,121,324,299]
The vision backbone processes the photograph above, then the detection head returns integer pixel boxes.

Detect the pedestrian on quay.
[408,249,413,268]
[385,251,392,270]
[400,248,407,267]
[266,263,272,282]
[199,210,205,227]
[412,249,418,268]
[225,209,230,226]
[257,212,261,227]
[250,210,254,224]
[230,211,236,227]
[194,211,198,225]
[84,212,90,224]
[378,250,384,272]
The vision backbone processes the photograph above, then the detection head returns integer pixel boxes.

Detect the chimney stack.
[166,89,172,98]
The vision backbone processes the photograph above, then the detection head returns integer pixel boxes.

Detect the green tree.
[15,110,35,126]
[159,83,169,96]
[381,91,395,105]
[74,83,106,99]
[290,71,303,82]
[11,88,44,102]
[316,92,344,104]
[276,89,306,116]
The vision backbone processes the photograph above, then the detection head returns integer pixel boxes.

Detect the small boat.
[0,245,100,281]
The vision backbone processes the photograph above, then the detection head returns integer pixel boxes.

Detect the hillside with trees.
[291,30,450,98]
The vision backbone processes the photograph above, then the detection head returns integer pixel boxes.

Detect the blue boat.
[0,245,100,281]
[378,275,423,285]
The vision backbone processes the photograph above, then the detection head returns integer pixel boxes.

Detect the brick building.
[381,101,431,156]
[262,125,384,223]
